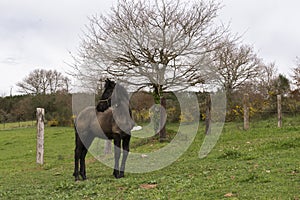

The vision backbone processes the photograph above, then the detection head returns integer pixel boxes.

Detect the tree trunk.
[159,97,167,142]
[153,84,167,141]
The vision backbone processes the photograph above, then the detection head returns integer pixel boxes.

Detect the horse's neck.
[97,107,113,118]
[96,88,113,112]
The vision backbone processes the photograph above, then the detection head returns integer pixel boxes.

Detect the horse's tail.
[74,117,80,144]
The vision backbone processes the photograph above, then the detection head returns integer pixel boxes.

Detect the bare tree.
[17,69,70,95]
[258,62,278,98]
[69,0,230,141]
[291,57,300,90]
[208,37,262,103]
[70,0,227,97]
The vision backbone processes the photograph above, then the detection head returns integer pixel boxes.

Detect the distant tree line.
[0,69,72,126]
[2,63,300,127]
[0,93,72,126]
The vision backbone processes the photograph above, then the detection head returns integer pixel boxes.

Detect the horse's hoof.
[114,173,124,179]
[74,173,80,181]
[80,172,87,180]
[113,174,119,179]
[113,170,119,178]
[119,172,124,178]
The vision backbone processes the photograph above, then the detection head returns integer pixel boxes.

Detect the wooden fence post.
[277,95,282,128]
[36,108,44,165]
[104,140,112,155]
[205,94,211,135]
[243,94,249,130]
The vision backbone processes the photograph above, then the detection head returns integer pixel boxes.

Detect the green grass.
[0,119,299,199]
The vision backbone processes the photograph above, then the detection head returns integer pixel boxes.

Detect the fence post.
[205,94,211,135]
[104,140,112,155]
[36,108,44,165]
[243,94,249,130]
[277,95,282,128]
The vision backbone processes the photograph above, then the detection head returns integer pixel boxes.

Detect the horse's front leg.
[119,134,131,178]
[113,137,121,178]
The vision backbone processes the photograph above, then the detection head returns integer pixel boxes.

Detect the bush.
[47,119,59,127]
[132,109,150,123]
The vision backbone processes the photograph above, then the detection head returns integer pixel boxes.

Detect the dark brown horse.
[73,80,134,180]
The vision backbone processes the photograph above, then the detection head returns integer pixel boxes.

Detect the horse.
[73,80,134,180]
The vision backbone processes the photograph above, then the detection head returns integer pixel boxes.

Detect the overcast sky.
[1,0,300,96]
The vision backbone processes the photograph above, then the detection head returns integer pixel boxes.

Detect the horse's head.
[111,83,135,134]
[104,78,116,91]
[96,79,116,112]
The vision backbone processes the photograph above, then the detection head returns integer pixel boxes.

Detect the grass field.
[0,118,299,199]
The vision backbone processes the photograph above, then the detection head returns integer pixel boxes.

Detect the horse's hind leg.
[120,134,131,178]
[74,146,81,181]
[79,146,88,180]
[79,136,93,180]
[74,129,82,181]
[113,137,121,178]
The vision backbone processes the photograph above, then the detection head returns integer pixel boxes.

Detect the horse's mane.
[113,83,129,101]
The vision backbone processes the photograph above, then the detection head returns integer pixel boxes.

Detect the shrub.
[132,109,150,123]
[47,119,59,127]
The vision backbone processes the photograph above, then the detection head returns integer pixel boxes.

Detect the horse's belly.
[89,122,111,139]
